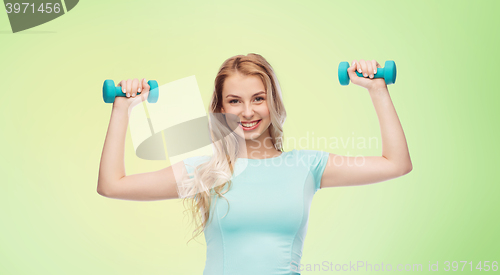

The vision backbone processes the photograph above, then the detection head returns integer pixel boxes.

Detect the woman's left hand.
[347,59,387,91]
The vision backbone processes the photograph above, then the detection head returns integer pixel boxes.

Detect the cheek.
[263,111,271,121]
[257,104,270,117]
[222,103,235,113]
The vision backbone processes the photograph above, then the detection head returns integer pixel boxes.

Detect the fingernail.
[133,93,136,97]
[374,69,377,74]
[370,74,373,78]
[359,69,362,73]
[364,73,367,77]
[138,88,141,92]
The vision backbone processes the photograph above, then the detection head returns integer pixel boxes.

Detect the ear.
[221,107,225,114]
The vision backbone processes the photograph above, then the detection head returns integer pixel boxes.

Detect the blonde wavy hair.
[181,53,287,245]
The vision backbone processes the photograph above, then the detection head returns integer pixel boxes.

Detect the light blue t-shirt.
[182,149,330,275]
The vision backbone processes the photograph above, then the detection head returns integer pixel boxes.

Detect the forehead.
[222,74,265,97]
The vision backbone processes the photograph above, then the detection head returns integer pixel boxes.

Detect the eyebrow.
[226,91,265,98]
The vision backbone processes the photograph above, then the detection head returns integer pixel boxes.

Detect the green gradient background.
[1,0,499,274]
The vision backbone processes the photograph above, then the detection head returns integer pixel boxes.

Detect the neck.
[236,129,282,159]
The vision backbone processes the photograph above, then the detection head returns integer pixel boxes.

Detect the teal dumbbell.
[338,60,397,86]
[102,79,159,103]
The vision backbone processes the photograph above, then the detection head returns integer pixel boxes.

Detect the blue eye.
[229,97,264,104]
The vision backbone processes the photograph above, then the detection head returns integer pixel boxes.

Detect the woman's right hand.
[113,78,151,111]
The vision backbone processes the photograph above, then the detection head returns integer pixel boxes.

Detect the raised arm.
[97,78,186,201]
[320,60,412,189]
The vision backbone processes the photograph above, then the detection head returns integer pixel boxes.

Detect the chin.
[243,132,262,140]
[244,125,270,141]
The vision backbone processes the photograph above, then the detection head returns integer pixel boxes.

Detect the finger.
[125,79,132,97]
[356,59,362,74]
[360,59,369,77]
[142,78,150,92]
[117,80,126,94]
[366,61,374,78]
[131,78,139,97]
[371,60,378,75]
[137,78,143,94]
[375,61,382,76]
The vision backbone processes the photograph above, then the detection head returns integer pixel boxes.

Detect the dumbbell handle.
[112,86,142,97]
[354,68,386,78]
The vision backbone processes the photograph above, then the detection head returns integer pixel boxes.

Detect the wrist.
[112,102,129,113]
[368,85,388,94]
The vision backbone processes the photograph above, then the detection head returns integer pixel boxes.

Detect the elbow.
[400,164,413,176]
[97,186,106,197]
[97,182,111,197]
[388,158,413,177]
[97,177,122,197]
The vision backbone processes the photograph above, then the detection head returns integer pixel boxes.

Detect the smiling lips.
[239,119,262,130]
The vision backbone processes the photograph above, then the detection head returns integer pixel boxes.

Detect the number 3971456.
[6,3,61,14]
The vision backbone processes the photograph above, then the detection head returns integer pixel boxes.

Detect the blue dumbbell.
[338,60,397,86]
[102,79,159,103]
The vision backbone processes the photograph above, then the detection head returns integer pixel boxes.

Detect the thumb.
[347,60,359,79]
[139,89,150,102]
[142,78,150,92]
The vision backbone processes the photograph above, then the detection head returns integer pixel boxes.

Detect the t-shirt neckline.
[236,151,287,161]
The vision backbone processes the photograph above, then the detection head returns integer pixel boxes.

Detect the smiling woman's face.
[221,73,272,141]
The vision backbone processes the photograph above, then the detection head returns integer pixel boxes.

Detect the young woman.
[97,53,412,274]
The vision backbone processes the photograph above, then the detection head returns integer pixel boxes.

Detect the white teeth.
[241,120,259,127]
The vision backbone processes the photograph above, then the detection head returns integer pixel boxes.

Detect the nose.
[241,103,254,119]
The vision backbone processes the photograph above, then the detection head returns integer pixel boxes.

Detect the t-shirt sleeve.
[305,150,330,192]
[178,155,211,198]
[183,155,210,178]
